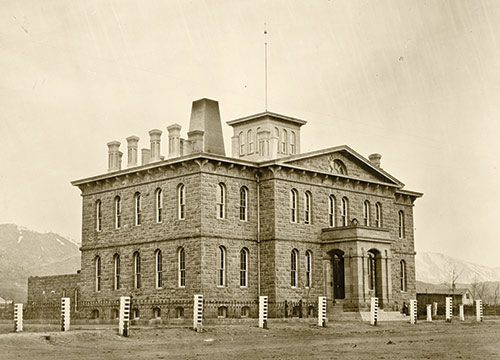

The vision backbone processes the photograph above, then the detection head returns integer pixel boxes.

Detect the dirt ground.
[0,319,499,359]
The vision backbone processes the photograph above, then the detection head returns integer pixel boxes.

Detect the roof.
[265,145,407,189]
[226,111,307,126]
[416,283,471,295]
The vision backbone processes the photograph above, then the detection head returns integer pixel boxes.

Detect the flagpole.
[264,23,268,112]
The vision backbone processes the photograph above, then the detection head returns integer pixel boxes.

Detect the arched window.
[305,250,312,288]
[176,307,184,318]
[241,306,250,318]
[216,183,226,219]
[113,254,120,290]
[92,309,100,319]
[290,189,298,223]
[178,184,185,220]
[134,192,142,226]
[132,308,140,320]
[96,200,102,231]
[375,203,382,228]
[291,249,298,287]
[112,308,119,320]
[218,246,226,287]
[133,251,141,289]
[368,251,376,290]
[400,260,407,292]
[332,159,347,175]
[341,197,348,226]
[178,247,186,287]
[217,306,228,318]
[363,200,371,226]
[281,129,288,154]
[290,131,296,154]
[247,129,254,153]
[304,191,312,224]
[274,127,280,153]
[240,248,248,287]
[153,307,161,319]
[239,131,245,155]
[239,186,248,221]
[95,256,101,292]
[114,196,121,229]
[155,188,163,223]
[329,195,336,227]
[155,249,162,289]
[398,210,405,238]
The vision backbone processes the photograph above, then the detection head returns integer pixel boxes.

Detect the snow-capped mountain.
[0,224,81,302]
[416,251,500,284]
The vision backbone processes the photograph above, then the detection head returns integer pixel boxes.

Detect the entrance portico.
[321,224,393,311]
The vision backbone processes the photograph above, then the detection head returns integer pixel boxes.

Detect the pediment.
[277,146,402,186]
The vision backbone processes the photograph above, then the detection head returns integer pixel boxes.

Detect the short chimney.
[149,129,162,162]
[126,136,139,168]
[141,148,151,165]
[167,124,182,158]
[187,130,204,153]
[188,98,225,156]
[369,153,382,168]
[107,141,121,172]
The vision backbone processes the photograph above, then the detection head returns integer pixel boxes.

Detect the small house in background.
[0,297,13,305]
[416,282,473,306]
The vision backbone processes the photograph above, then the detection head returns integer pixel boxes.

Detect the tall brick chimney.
[149,129,162,162]
[167,124,182,158]
[369,153,382,168]
[126,136,139,168]
[141,148,151,165]
[188,98,225,156]
[107,141,121,172]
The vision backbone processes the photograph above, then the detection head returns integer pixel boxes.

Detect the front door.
[332,253,345,299]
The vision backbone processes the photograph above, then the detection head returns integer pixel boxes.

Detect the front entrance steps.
[326,299,407,322]
[359,310,408,322]
[326,300,362,322]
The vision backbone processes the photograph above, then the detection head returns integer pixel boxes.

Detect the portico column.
[323,258,332,299]
[350,255,365,307]
[379,254,388,307]
[385,250,392,305]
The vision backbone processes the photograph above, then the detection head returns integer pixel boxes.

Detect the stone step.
[359,310,408,322]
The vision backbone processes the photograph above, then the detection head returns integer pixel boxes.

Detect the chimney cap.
[167,123,182,131]
[107,141,121,148]
[126,135,139,142]
[149,129,162,136]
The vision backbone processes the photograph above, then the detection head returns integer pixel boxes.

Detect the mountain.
[0,224,81,302]
[416,251,500,284]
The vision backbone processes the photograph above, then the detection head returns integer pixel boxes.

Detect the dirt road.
[0,320,499,359]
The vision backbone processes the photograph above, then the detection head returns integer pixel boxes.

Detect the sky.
[0,0,499,267]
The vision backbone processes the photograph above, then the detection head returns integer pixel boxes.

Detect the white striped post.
[476,299,483,322]
[433,302,438,317]
[14,303,23,333]
[118,296,131,336]
[426,304,432,322]
[193,294,203,332]
[318,296,326,327]
[410,299,417,324]
[445,297,453,322]
[370,297,378,326]
[259,296,268,328]
[61,297,71,331]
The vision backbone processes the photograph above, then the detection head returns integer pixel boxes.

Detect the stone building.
[28,98,422,321]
